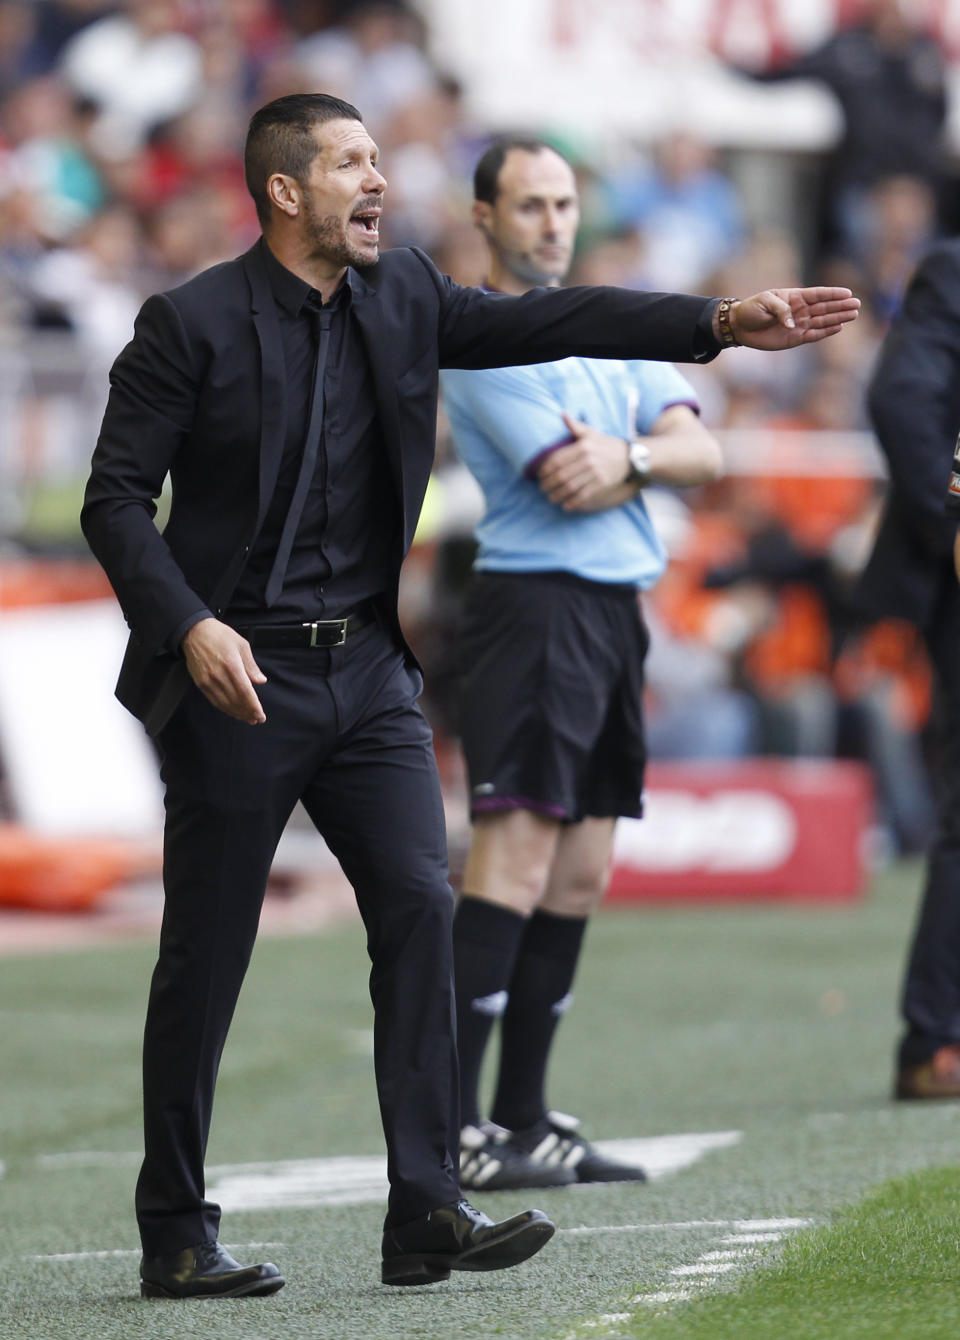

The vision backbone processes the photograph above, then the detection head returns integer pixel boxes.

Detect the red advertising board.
[607,759,873,903]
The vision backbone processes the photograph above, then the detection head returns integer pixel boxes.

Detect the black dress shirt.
[226,240,396,625]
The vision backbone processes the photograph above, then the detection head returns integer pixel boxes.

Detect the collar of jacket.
[240,241,408,545]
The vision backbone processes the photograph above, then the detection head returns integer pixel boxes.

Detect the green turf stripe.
[625,1166,960,1340]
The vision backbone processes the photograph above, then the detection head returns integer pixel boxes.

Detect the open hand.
[727,288,860,350]
[181,617,267,724]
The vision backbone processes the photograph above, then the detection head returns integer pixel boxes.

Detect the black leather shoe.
[139,1242,285,1299]
[381,1198,554,1286]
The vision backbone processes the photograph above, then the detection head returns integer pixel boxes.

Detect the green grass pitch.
[2,859,960,1339]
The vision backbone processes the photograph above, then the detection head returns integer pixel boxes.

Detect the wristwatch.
[625,438,652,487]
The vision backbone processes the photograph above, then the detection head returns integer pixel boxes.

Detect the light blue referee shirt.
[440,353,699,589]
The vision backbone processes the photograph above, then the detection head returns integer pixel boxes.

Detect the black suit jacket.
[82,240,716,734]
[858,240,960,633]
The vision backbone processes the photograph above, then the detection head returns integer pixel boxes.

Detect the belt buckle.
[303,618,348,648]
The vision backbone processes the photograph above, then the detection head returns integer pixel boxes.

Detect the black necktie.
[264,298,333,608]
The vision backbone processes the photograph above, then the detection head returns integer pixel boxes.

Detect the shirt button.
[315,585,325,597]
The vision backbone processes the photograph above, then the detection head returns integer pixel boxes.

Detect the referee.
[441,138,724,1189]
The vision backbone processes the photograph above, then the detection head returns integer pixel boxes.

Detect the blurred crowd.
[0,0,956,855]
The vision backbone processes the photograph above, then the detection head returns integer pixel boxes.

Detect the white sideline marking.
[29,1250,139,1262]
[0,1159,5,1180]
[671,1262,739,1276]
[563,1222,726,1236]
[562,1216,807,1237]
[26,1242,286,1263]
[210,1154,388,1210]
[37,1151,141,1169]
[621,1215,812,1323]
[592,1130,741,1180]
[206,1131,742,1213]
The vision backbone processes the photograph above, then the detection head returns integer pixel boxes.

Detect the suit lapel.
[241,244,288,538]
[351,285,406,520]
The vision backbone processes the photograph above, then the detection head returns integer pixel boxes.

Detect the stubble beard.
[302,200,378,270]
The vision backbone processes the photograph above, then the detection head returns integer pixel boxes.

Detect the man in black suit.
[860,240,960,1101]
[81,92,859,1299]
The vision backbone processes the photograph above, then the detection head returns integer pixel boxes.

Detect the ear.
[267,172,300,219]
[472,200,494,238]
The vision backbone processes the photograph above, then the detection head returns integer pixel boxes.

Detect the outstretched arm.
[427,246,858,370]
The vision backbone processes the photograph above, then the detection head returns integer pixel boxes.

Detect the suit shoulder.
[911,239,960,285]
[157,255,248,319]
[368,246,445,292]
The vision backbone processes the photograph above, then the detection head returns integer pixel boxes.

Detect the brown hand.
[537,413,632,510]
[181,617,267,724]
[728,287,860,350]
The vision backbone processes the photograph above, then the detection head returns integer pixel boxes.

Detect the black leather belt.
[236,604,377,649]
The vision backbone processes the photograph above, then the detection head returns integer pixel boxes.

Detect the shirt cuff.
[692,298,723,363]
[167,608,213,655]
[523,433,576,479]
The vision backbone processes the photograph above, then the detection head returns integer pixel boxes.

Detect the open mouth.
[350,211,380,238]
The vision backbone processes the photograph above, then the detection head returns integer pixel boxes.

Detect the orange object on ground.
[0,825,154,913]
[0,560,112,609]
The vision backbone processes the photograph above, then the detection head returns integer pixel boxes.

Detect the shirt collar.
[259,236,365,316]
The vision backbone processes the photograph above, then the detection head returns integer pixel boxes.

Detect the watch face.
[629,441,651,482]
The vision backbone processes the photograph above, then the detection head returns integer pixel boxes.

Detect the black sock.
[452,895,528,1129]
[491,909,588,1133]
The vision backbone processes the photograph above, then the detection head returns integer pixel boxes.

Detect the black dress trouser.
[899,576,960,1067]
[135,622,460,1255]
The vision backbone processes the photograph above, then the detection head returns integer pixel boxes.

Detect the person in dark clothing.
[859,237,960,1099]
[737,0,947,253]
[81,91,859,1298]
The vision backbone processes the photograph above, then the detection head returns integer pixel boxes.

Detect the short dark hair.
[244,93,363,227]
[473,137,568,205]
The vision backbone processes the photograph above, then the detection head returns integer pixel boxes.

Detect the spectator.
[857,174,937,323]
[0,77,104,241]
[295,1,433,138]
[603,131,746,292]
[12,0,112,79]
[0,2,36,98]
[28,203,143,358]
[735,0,948,256]
[59,0,204,156]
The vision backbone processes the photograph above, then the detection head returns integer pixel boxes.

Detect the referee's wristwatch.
[625,437,652,487]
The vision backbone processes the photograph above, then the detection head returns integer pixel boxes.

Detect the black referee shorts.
[457,570,649,823]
